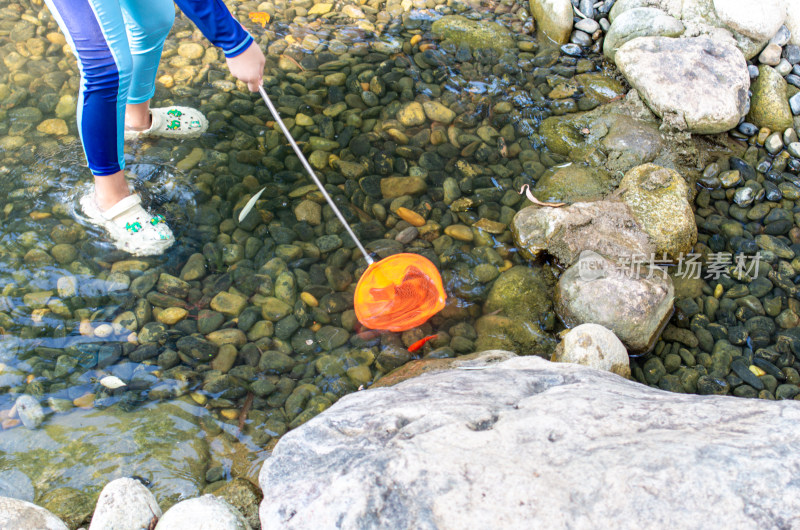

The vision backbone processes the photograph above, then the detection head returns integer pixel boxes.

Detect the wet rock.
[210,292,247,317]
[89,478,161,530]
[259,354,800,528]
[430,15,514,52]
[14,394,44,429]
[396,102,425,127]
[212,478,262,530]
[556,252,674,353]
[0,497,67,530]
[747,65,794,131]
[618,164,696,257]
[380,177,427,199]
[529,0,573,44]
[615,36,749,133]
[532,164,612,203]
[155,495,250,530]
[553,323,630,376]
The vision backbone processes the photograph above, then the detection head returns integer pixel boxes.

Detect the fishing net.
[354,253,447,332]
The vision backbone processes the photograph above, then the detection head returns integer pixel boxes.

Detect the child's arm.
[174,0,253,58]
[174,0,265,91]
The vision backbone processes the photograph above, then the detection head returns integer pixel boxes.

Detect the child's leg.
[119,0,175,129]
[43,0,132,210]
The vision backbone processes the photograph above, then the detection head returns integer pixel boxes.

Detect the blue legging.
[44,0,175,176]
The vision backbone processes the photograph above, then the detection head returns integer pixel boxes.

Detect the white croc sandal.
[81,193,174,256]
[124,106,208,140]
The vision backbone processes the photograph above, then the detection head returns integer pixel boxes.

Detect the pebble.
[444,225,473,242]
[396,207,425,227]
[14,395,44,429]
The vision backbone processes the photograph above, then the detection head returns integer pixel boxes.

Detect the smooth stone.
[210,292,247,317]
[0,497,68,530]
[529,0,573,44]
[14,395,44,429]
[157,307,188,325]
[154,495,250,530]
[422,101,456,124]
[89,478,161,530]
[396,102,426,127]
[553,323,630,376]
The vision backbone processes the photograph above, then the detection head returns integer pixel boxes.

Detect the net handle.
[258,85,374,266]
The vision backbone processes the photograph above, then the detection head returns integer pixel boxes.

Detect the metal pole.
[258,85,374,266]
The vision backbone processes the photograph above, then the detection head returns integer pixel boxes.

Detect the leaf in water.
[248,12,270,27]
[238,187,266,223]
[99,375,126,389]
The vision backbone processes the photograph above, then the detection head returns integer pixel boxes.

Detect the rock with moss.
[618,163,696,258]
[430,15,514,52]
[747,65,794,132]
[529,0,573,44]
[0,399,209,510]
[532,164,613,203]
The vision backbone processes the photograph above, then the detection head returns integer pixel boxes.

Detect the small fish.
[248,12,270,27]
[99,375,126,389]
[238,187,266,223]
[408,334,438,353]
[518,184,566,208]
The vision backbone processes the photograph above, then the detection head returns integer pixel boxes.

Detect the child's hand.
[226,42,266,92]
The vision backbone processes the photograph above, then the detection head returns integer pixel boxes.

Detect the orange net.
[354,253,447,332]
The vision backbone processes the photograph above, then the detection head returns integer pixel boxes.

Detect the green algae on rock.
[746,65,794,132]
[430,15,514,52]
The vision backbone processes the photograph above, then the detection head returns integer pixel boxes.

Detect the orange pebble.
[396,207,425,227]
[419,43,436,52]
[29,212,51,220]
[26,374,34,384]
[360,82,370,91]
[1,419,20,430]
[73,393,96,409]
[410,34,422,46]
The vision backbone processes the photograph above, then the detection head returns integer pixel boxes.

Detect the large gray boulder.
[615,36,749,133]
[787,0,800,45]
[556,251,674,353]
[0,497,68,530]
[259,354,800,529]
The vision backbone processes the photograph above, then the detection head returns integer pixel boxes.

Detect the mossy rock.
[747,65,793,132]
[431,15,514,52]
[533,164,613,203]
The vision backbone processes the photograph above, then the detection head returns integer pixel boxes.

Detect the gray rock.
[556,251,674,353]
[511,201,654,266]
[155,495,250,530]
[790,92,800,115]
[769,24,792,46]
[609,0,683,21]
[14,394,44,429]
[553,323,630,376]
[259,354,800,529]
[574,17,600,34]
[603,7,685,62]
[0,497,68,530]
[713,0,787,42]
[89,478,161,530]
[615,36,749,133]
